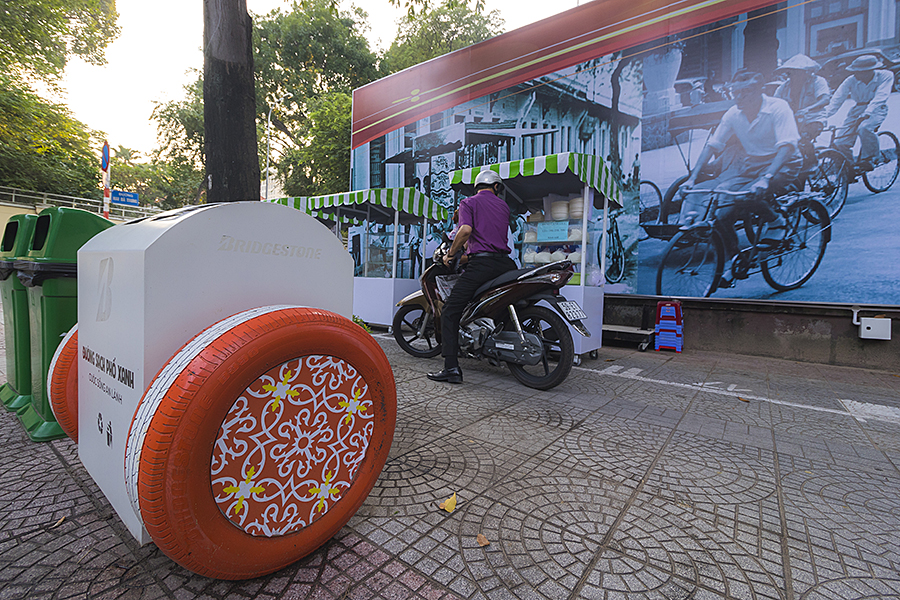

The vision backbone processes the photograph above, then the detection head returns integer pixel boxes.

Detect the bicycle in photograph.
[797,128,850,219]
[656,188,832,297]
[601,208,626,283]
[819,121,900,199]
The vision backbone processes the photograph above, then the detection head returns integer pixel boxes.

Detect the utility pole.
[203,0,260,202]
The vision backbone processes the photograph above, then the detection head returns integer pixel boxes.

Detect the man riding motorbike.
[427,170,517,384]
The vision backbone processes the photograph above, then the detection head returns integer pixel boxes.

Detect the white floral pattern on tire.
[211,355,374,537]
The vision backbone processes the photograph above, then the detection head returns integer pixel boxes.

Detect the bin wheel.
[124,306,396,580]
[48,324,79,442]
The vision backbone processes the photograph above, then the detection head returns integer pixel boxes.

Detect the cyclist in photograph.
[773,54,831,149]
[823,54,894,172]
[679,69,802,286]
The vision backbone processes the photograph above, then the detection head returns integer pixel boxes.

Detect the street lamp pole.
[265,93,291,201]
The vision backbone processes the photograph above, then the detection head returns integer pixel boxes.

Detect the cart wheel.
[639,338,651,352]
[124,306,396,580]
[588,350,599,360]
[48,324,79,442]
[573,354,582,366]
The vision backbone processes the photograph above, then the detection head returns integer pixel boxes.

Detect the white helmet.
[474,170,503,188]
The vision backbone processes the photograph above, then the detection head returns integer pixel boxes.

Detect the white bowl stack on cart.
[56,202,397,580]
[450,152,623,358]
[266,188,448,327]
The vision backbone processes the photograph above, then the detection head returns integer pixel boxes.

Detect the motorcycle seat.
[473,268,532,297]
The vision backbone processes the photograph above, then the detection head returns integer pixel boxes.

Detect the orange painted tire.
[48,324,79,442]
[124,306,395,580]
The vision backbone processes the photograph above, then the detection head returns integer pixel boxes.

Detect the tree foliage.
[254,0,382,105]
[0,0,120,82]
[279,91,352,196]
[253,0,383,197]
[0,74,101,198]
[149,77,207,207]
[145,0,504,204]
[387,0,485,18]
[382,1,502,73]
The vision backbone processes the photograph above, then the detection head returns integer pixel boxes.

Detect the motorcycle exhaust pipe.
[508,305,528,345]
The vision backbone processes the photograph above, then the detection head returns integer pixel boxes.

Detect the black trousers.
[440,254,516,369]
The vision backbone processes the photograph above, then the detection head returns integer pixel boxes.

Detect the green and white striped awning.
[265,197,364,225]
[265,187,448,221]
[450,153,622,206]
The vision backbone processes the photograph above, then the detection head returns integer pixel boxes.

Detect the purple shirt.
[458,189,510,255]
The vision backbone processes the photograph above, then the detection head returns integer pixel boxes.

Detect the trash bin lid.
[26,207,113,262]
[0,214,38,262]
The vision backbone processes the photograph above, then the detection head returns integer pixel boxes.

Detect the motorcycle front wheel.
[392,304,442,358]
[506,305,574,391]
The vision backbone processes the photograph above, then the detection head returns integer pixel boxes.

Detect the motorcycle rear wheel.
[507,305,574,390]
[393,304,442,358]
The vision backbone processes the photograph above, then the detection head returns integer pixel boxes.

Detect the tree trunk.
[203,0,260,202]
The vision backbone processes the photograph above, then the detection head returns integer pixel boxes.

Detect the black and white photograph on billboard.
[636,1,900,305]
[350,54,643,288]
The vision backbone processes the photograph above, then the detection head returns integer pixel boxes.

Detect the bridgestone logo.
[218,235,322,259]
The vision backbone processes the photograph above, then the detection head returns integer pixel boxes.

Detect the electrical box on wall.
[859,317,892,340]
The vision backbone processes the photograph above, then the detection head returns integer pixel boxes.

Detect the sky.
[54,0,578,158]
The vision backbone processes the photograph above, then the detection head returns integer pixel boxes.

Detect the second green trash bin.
[0,213,38,412]
[14,206,113,441]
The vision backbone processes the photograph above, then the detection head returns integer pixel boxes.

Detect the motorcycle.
[392,235,590,390]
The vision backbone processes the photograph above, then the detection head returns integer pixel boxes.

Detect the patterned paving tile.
[603,495,787,598]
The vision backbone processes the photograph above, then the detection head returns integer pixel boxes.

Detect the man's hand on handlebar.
[443,251,467,269]
[749,175,772,197]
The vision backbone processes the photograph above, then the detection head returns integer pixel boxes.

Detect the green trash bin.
[0,214,38,412]
[13,207,113,441]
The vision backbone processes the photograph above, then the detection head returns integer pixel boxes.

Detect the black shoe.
[427,367,463,383]
[855,159,874,174]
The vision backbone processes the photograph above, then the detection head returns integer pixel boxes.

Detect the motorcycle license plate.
[557,301,588,322]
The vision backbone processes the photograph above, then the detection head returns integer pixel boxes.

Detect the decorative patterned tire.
[48,324,79,442]
[124,306,396,580]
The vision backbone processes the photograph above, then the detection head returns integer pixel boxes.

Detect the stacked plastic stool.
[655,300,683,352]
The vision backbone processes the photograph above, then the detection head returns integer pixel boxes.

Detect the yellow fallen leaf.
[439,492,457,513]
[738,397,749,403]
[476,534,490,547]
[49,516,65,529]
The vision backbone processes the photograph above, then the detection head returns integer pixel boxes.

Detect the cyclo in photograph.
[656,188,832,297]
[393,234,590,391]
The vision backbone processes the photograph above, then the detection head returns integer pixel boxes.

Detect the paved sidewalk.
[2,323,900,599]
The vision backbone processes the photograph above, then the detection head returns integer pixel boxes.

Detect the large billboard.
[351,0,900,305]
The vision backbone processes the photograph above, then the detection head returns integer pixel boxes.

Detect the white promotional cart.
[450,153,623,357]
[267,188,449,327]
[53,202,397,580]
